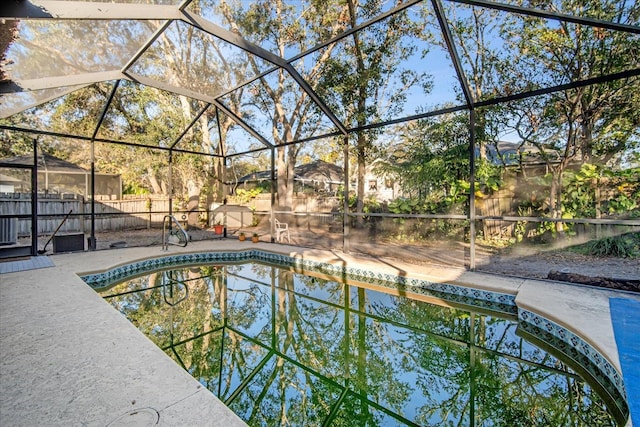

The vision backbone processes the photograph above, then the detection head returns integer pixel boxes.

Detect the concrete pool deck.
[1,240,638,426]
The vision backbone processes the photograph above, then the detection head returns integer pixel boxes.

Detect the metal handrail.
[162,214,189,251]
[162,270,189,307]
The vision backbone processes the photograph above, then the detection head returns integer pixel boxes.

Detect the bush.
[584,233,639,258]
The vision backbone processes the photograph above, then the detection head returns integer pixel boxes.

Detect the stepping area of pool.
[1,240,638,426]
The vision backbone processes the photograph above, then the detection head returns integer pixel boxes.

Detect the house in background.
[292,160,344,195]
[237,158,404,202]
[0,153,122,198]
[235,160,344,196]
[358,159,403,202]
[0,173,24,193]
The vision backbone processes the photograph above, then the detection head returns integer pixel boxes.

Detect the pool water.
[100,262,619,426]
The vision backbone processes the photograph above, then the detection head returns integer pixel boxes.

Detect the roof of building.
[1,153,87,172]
[237,160,344,185]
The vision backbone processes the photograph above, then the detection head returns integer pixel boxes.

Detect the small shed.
[210,204,254,228]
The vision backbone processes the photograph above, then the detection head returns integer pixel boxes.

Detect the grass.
[570,232,640,258]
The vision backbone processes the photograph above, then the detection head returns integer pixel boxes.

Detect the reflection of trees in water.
[102,265,617,426]
[377,298,616,427]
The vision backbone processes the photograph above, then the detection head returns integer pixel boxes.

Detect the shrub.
[584,233,639,258]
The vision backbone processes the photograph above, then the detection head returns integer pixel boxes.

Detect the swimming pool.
[83,250,628,426]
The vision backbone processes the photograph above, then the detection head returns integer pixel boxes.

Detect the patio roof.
[1,0,638,156]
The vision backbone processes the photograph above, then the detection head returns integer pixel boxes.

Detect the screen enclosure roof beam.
[0,71,127,94]
[1,1,182,20]
[448,0,640,35]
[179,10,349,136]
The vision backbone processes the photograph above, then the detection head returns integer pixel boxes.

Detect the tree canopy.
[0,0,637,233]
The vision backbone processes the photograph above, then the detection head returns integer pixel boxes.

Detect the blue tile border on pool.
[80,249,517,314]
[519,308,628,422]
[79,249,629,424]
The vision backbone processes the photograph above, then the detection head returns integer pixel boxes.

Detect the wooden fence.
[479,192,517,239]
[247,194,340,213]
[1,192,343,237]
[2,192,634,241]
[0,193,170,236]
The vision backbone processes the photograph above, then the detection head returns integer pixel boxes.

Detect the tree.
[218,0,349,210]
[316,0,431,226]
[497,0,640,226]
[41,81,199,198]
[380,112,470,201]
[126,13,251,222]
[426,2,506,159]
[2,13,248,226]
[0,130,33,158]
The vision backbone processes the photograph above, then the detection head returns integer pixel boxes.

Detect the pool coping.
[2,240,637,426]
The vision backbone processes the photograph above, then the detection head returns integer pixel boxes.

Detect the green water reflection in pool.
[100,263,619,426]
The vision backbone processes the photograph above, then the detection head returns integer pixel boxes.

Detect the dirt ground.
[475,249,639,281]
[83,226,640,284]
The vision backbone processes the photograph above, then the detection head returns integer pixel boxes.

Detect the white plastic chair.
[274,218,290,243]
